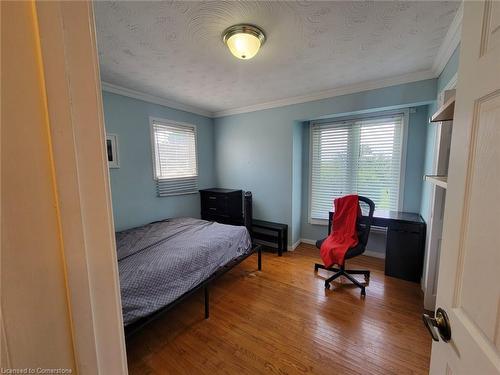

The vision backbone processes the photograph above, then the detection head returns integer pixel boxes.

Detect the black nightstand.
[251,220,288,256]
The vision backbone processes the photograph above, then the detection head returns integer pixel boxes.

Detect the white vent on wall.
[150,117,198,196]
[310,113,405,220]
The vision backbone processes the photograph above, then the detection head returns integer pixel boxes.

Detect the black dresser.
[200,188,243,226]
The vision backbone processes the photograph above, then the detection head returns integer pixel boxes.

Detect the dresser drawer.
[201,211,231,223]
[201,193,229,214]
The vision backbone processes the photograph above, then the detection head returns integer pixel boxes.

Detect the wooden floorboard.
[126,243,431,374]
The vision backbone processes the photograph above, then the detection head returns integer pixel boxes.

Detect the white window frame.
[308,109,409,225]
[149,116,199,196]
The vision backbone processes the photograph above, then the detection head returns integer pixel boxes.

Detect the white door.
[427,1,500,374]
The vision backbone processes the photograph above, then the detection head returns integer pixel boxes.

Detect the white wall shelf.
[430,91,455,122]
[423,87,455,311]
[425,175,448,189]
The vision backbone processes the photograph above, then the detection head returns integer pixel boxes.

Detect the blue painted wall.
[437,46,460,94]
[214,79,437,246]
[419,104,437,222]
[102,91,215,231]
[104,76,444,246]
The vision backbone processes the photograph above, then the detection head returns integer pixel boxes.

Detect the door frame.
[430,1,500,371]
[35,2,128,373]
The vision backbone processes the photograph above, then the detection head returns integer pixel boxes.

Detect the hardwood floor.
[126,244,431,375]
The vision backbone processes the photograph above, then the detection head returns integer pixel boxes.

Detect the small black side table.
[251,220,288,256]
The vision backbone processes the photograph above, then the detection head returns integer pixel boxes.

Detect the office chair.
[314,196,375,296]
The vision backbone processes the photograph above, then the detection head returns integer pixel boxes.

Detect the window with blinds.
[310,113,405,220]
[150,118,198,196]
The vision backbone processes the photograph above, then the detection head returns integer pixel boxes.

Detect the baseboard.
[300,238,317,245]
[255,239,301,252]
[288,239,301,251]
[363,250,385,259]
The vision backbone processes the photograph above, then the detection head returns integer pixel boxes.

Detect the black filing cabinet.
[385,219,426,283]
[200,188,243,226]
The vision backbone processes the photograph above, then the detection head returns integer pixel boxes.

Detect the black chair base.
[314,263,370,296]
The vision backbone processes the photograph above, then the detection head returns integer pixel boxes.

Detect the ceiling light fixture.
[222,24,266,60]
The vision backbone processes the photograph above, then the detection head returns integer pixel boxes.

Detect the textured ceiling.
[94,1,460,114]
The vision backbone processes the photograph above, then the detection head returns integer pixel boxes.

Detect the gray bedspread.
[116,217,252,325]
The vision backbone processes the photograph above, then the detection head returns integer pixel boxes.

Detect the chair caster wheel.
[361,289,366,297]
[325,283,330,289]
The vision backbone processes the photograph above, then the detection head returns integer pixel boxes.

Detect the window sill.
[157,190,198,197]
[309,218,328,226]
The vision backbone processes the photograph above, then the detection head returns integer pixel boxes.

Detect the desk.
[328,210,426,283]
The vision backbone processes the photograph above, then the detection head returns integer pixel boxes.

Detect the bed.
[115,217,261,336]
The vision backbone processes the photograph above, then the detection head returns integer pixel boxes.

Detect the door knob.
[422,307,451,342]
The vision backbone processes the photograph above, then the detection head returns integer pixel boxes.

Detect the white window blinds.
[310,113,404,220]
[150,119,198,196]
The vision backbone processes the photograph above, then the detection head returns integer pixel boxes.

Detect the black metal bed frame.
[125,244,262,338]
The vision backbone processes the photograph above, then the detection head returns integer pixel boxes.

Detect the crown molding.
[101,4,462,119]
[431,1,463,76]
[102,70,435,119]
[101,82,214,118]
[103,67,440,120]
[213,69,435,117]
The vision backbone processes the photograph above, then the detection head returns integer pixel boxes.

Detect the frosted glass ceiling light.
[222,24,266,60]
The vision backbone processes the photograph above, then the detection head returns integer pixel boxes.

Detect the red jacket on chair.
[320,194,361,268]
